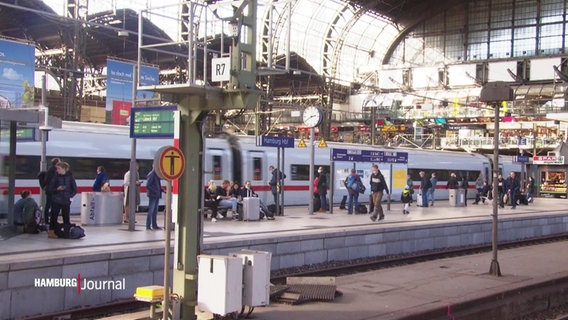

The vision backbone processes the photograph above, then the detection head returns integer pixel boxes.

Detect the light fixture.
[117,30,129,37]
[228,19,239,38]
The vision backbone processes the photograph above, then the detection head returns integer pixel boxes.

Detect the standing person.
[401,186,412,215]
[345,169,361,215]
[123,165,141,223]
[505,171,520,209]
[145,169,162,230]
[268,165,286,206]
[447,172,459,189]
[428,172,438,206]
[316,167,328,212]
[526,176,535,203]
[369,164,389,222]
[460,176,469,206]
[92,166,108,192]
[43,157,60,225]
[47,162,77,239]
[497,174,505,208]
[419,171,430,207]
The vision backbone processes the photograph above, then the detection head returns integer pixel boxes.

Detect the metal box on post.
[197,255,243,315]
[242,197,260,220]
[448,189,465,207]
[231,250,272,306]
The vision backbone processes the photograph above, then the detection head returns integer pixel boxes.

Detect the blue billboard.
[106,59,159,125]
[0,39,35,108]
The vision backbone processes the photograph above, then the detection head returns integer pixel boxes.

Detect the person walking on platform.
[145,168,163,230]
[369,164,389,222]
[47,162,77,239]
[419,171,431,207]
[406,174,414,204]
[345,169,361,215]
[317,167,328,212]
[42,157,60,225]
[92,166,109,192]
[268,165,286,206]
[505,171,520,209]
[497,174,505,208]
[428,172,438,206]
[401,186,412,215]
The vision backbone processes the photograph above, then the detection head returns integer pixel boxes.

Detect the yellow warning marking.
[318,138,327,148]
[298,139,307,148]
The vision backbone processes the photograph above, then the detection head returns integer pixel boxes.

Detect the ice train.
[1,121,521,214]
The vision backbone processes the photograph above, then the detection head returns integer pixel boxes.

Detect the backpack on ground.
[357,204,368,214]
[54,223,86,239]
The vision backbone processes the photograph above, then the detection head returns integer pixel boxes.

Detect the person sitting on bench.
[241,180,275,220]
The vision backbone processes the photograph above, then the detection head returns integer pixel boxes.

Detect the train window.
[252,157,262,181]
[291,164,309,181]
[290,164,331,181]
[212,155,222,180]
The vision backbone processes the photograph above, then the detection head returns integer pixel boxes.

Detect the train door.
[203,148,232,185]
[483,162,491,182]
[244,151,267,203]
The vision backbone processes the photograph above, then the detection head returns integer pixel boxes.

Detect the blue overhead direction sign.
[331,148,408,164]
[513,155,530,163]
[260,135,295,148]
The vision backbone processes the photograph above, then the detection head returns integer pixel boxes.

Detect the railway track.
[22,234,568,320]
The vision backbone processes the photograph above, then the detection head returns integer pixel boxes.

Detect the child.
[401,186,412,215]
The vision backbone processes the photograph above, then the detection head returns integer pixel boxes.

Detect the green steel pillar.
[172,109,206,320]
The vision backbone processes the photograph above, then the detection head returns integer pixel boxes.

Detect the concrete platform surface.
[249,240,568,320]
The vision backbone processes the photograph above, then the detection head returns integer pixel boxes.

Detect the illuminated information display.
[130,106,176,138]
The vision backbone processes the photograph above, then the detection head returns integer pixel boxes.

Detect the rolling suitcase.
[242,197,260,221]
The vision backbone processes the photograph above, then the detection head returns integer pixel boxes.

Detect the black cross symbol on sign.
[165,151,180,176]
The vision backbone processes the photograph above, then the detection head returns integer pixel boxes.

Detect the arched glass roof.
[43,0,400,83]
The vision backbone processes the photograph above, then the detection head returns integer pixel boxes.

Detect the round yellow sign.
[155,146,185,180]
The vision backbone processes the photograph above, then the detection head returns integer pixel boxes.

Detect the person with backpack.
[401,186,412,215]
[316,167,328,212]
[47,162,77,239]
[369,164,389,222]
[40,157,60,225]
[419,171,431,207]
[345,169,361,215]
[268,165,286,206]
[14,190,41,234]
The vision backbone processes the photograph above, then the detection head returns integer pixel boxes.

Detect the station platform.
[2,198,568,319]
[103,240,568,320]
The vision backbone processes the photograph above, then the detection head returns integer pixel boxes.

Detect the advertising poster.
[106,59,159,125]
[0,39,35,108]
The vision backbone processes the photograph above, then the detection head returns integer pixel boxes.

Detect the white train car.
[1,121,521,213]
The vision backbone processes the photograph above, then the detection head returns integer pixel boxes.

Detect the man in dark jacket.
[419,171,430,207]
[369,164,389,222]
[146,169,162,230]
[43,157,60,225]
[268,165,286,205]
[497,174,505,208]
[505,171,520,209]
[47,162,77,238]
[316,167,328,212]
[446,172,459,189]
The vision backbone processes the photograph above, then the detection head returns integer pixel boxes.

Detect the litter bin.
[81,192,124,225]
[448,189,465,207]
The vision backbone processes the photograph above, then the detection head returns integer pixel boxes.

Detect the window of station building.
[290,164,331,181]
[540,171,567,195]
[252,157,262,181]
